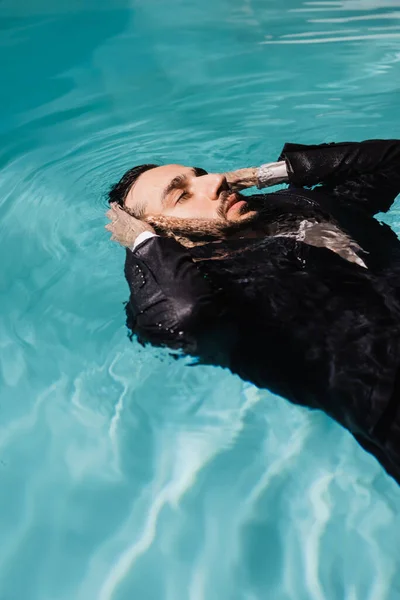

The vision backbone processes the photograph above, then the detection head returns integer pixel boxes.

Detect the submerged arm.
[107,203,224,354]
[124,236,226,355]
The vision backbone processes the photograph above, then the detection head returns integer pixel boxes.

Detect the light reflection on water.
[1,0,400,598]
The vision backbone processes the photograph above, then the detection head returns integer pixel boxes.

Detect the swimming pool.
[1,0,400,598]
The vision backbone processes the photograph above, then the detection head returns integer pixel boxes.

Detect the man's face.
[124,164,254,222]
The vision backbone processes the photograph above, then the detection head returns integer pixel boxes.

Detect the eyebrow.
[161,167,208,206]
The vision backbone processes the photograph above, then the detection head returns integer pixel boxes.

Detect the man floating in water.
[106,139,400,484]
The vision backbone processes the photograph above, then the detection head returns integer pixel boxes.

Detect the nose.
[193,173,228,201]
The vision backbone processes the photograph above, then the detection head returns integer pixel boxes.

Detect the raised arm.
[279,139,400,215]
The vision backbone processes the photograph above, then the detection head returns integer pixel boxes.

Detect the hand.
[105,203,155,247]
[223,167,258,191]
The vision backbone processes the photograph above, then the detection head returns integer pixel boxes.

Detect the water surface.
[1,0,400,598]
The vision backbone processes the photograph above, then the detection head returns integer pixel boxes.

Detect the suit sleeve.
[279,139,400,215]
[124,236,233,358]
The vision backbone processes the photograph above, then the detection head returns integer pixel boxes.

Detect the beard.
[144,192,260,249]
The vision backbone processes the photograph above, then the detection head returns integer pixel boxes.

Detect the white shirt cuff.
[132,231,158,251]
[256,161,288,188]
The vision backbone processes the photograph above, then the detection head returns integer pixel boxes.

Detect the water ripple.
[2,0,400,599]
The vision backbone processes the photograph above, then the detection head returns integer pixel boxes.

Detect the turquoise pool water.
[2,0,400,598]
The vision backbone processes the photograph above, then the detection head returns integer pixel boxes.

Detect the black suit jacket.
[124,140,400,441]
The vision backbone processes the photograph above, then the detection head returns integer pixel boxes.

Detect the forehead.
[125,164,191,211]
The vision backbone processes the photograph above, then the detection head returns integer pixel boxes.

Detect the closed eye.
[162,174,188,206]
[162,167,208,207]
[176,190,190,204]
[174,168,207,203]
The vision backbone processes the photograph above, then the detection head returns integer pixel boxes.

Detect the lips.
[222,192,238,213]
[227,200,247,217]
[224,193,247,217]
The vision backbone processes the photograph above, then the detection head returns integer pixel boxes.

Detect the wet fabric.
[124,140,400,481]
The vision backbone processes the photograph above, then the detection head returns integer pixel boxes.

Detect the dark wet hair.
[107,164,158,215]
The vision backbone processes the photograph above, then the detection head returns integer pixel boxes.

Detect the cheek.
[167,198,219,219]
